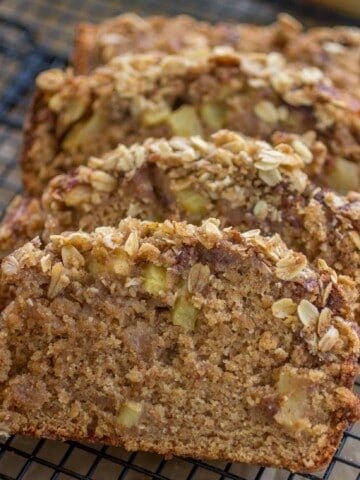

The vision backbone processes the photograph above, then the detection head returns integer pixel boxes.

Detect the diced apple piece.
[200,102,227,129]
[217,85,234,100]
[112,250,130,276]
[172,295,199,330]
[143,263,167,295]
[62,112,105,150]
[141,105,171,126]
[327,158,359,194]
[167,105,203,136]
[117,401,142,427]
[88,257,107,277]
[176,189,208,219]
[275,369,308,427]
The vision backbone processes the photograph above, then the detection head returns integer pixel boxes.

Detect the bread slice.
[0,218,359,472]
[40,132,359,308]
[22,49,360,195]
[3,131,360,310]
[72,13,301,74]
[72,12,360,99]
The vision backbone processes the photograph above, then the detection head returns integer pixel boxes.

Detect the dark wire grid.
[0,3,359,480]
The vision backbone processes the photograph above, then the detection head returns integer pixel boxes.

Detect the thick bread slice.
[40,132,360,313]
[0,218,359,472]
[4,132,360,314]
[21,49,360,196]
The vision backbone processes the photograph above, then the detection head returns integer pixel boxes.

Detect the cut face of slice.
[0,218,359,472]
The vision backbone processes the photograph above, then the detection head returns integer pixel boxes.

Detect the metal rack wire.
[0,1,359,479]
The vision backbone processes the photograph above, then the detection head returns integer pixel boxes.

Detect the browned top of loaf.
[0,219,359,472]
[41,131,360,304]
[72,13,301,74]
[72,12,360,99]
[23,49,360,195]
[73,14,360,97]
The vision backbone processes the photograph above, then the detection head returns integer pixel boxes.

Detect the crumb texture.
[0,219,359,472]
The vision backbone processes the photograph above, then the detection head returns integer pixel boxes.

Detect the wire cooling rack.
[0,1,360,479]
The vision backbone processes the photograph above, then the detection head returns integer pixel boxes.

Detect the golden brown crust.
[0,195,44,259]
[0,219,359,472]
[72,23,98,75]
[21,91,57,195]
